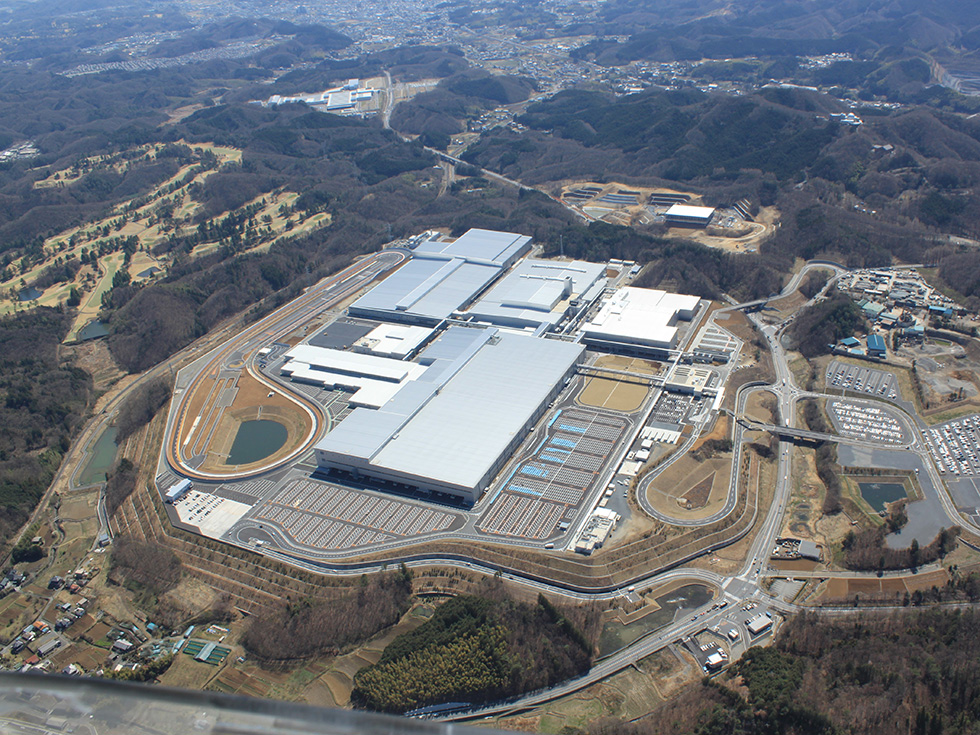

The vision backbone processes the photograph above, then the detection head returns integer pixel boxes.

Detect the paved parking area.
[827,400,907,445]
[477,408,629,540]
[827,360,898,400]
[212,478,276,504]
[649,393,701,427]
[308,319,377,350]
[924,414,980,478]
[250,478,463,551]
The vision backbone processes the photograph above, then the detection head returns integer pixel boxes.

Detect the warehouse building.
[352,323,434,360]
[281,344,429,408]
[746,613,773,636]
[349,229,532,325]
[165,479,192,504]
[315,326,584,505]
[665,204,716,228]
[582,287,701,356]
[466,258,607,331]
[867,333,886,359]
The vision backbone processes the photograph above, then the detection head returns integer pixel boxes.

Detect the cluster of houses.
[835,268,970,357]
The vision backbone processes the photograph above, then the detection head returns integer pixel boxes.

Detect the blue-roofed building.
[929,305,953,317]
[840,337,860,348]
[867,333,886,358]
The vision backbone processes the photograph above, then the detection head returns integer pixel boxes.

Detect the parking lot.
[649,393,703,427]
[924,414,980,478]
[682,600,776,672]
[251,479,463,551]
[827,361,898,400]
[828,400,907,445]
[477,407,629,540]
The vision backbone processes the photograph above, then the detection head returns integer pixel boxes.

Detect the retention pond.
[226,419,287,465]
[858,481,907,513]
[77,426,118,486]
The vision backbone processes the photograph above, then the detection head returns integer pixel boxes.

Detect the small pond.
[77,426,118,486]
[858,481,907,513]
[77,320,109,341]
[225,420,287,465]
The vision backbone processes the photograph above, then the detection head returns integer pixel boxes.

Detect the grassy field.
[644,453,733,520]
[489,646,696,732]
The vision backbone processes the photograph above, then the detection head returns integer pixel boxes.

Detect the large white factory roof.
[414,228,531,268]
[582,287,701,350]
[349,228,532,324]
[315,326,584,494]
[353,323,434,359]
[281,344,428,408]
[349,258,500,324]
[665,204,715,222]
[466,259,607,330]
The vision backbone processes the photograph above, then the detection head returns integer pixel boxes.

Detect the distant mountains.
[570,0,980,63]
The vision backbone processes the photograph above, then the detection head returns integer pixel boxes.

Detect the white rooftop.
[353,323,434,359]
[665,203,715,220]
[414,228,531,267]
[316,326,584,495]
[467,259,607,329]
[349,229,532,324]
[582,287,701,350]
[281,344,429,408]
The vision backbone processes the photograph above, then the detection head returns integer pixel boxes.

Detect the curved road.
[163,250,406,482]
[635,261,847,526]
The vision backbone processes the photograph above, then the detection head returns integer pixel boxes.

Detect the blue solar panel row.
[550,437,577,448]
[520,466,548,478]
[509,485,543,496]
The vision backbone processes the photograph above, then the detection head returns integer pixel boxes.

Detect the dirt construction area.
[577,355,658,413]
[644,454,733,520]
[818,567,951,602]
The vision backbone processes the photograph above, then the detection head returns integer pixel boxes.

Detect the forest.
[390,69,538,142]
[351,587,599,714]
[591,607,980,735]
[0,308,92,548]
[785,293,866,358]
[108,535,184,620]
[241,567,415,663]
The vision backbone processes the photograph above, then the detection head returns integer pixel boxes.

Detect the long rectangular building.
[466,258,607,331]
[349,229,532,325]
[582,287,701,355]
[315,326,584,504]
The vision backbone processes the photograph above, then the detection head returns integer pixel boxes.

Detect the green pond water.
[77,426,118,486]
[858,481,907,513]
[226,419,287,465]
[78,320,109,341]
[598,583,713,658]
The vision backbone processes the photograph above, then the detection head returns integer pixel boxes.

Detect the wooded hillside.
[592,607,980,735]
[351,588,599,713]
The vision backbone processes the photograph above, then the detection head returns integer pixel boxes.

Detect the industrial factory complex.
[273,228,703,504]
[312,326,584,504]
[159,226,731,555]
